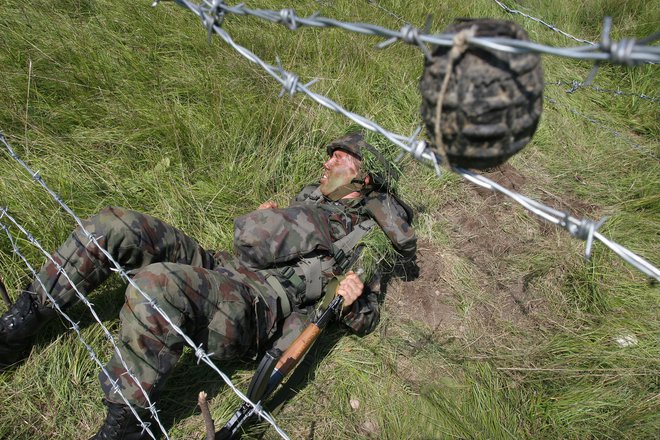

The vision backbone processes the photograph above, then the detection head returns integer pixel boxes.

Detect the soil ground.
[384,162,599,351]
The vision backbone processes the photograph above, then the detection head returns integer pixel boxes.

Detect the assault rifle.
[216,277,351,440]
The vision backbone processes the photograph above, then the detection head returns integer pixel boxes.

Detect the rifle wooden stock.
[274,323,322,377]
[216,288,346,439]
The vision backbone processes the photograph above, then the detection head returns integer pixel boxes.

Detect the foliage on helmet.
[326,128,402,191]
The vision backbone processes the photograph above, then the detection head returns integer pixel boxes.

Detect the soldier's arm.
[338,273,380,336]
[365,192,417,261]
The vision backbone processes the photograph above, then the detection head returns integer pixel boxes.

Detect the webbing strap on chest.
[292,218,376,302]
[333,218,376,264]
[263,273,292,318]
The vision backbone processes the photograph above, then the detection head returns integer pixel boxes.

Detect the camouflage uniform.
[27,185,415,408]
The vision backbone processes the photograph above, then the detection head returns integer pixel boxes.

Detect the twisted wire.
[165,0,659,281]
[0,214,164,440]
[0,135,291,440]
[164,0,660,64]
[545,80,660,102]
[493,0,596,46]
[365,0,411,26]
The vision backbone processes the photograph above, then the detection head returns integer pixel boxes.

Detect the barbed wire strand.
[366,1,657,101]
[164,0,660,281]
[365,0,411,26]
[162,0,660,64]
[364,1,658,102]
[545,95,659,161]
[545,80,660,102]
[493,0,596,46]
[0,213,164,440]
[0,135,291,440]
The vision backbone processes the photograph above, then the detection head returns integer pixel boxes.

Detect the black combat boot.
[89,399,154,440]
[0,289,57,370]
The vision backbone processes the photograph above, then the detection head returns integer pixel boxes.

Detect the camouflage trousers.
[29,207,274,407]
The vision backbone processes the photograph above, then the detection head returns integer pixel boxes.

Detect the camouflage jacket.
[230,184,416,348]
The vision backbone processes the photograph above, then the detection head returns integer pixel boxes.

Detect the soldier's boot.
[0,289,57,370]
[89,399,153,440]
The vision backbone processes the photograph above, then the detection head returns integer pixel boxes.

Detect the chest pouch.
[234,206,334,269]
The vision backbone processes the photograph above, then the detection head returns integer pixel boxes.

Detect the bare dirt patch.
[384,163,571,347]
[384,244,463,332]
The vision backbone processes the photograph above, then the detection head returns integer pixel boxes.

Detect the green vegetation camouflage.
[326,132,401,190]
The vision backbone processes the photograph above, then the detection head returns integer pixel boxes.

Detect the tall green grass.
[1,0,658,439]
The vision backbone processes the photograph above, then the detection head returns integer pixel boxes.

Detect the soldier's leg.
[1,206,214,369]
[32,206,214,307]
[98,262,256,410]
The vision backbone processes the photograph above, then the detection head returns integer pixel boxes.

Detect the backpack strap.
[286,218,377,303]
[262,273,293,318]
[261,192,377,313]
[331,218,376,272]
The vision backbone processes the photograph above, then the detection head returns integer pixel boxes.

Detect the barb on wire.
[455,169,659,280]
[544,95,659,161]
[0,215,163,440]
[164,1,659,281]
[493,0,596,46]
[378,24,433,61]
[0,134,291,440]
[169,1,660,64]
[546,80,660,102]
[201,0,226,43]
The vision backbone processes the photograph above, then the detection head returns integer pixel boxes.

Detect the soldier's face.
[320,150,361,196]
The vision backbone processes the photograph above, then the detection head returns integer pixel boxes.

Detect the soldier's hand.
[337,271,363,309]
[258,200,278,210]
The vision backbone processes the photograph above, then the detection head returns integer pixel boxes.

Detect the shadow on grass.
[157,352,253,436]
[238,328,345,440]
[30,278,128,353]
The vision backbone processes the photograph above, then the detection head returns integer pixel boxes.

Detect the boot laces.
[93,400,149,440]
[0,292,37,334]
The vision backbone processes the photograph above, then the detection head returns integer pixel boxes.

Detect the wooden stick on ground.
[198,391,216,440]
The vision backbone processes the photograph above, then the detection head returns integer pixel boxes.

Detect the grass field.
[0,0,658,439]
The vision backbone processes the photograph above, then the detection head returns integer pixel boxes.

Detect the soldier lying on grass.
[0,132,416,440]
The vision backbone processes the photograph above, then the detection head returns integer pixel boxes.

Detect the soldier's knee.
[130,264,171,294]
[84,206,146,239]
[123,267,184,330]
[127,263,190,309]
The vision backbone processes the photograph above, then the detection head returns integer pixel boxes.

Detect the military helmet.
[326,132,398,186]
[325,132,413,220]
[326,132,369,160]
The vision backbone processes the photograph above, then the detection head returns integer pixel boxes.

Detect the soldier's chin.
[319,180,339,196]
